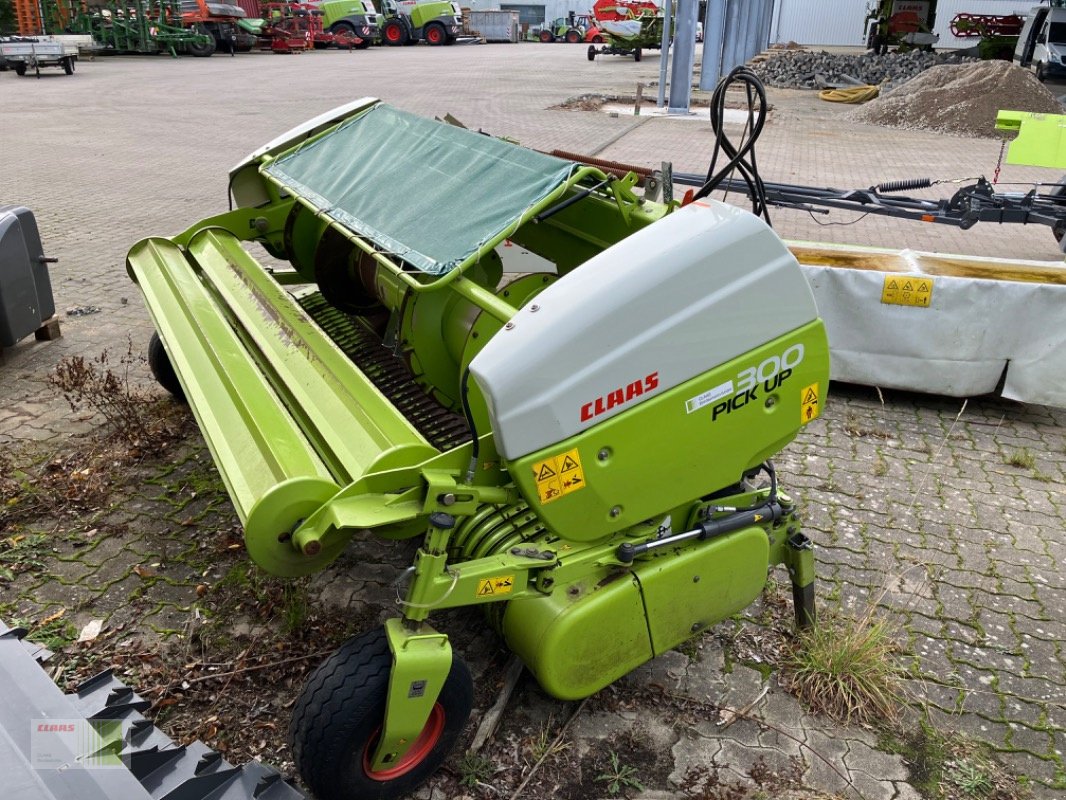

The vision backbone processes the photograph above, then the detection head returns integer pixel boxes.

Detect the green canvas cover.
[263,104,579,276]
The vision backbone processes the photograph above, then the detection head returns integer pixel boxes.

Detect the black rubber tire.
[424,21,446,46]
[148,332,185,401]
[591,34,603,43]
[587,44,596,61]
[383,19,407,46]
[565,29,580,44]
[290,628,473,800]
[331,21,356,36]
[63,57,74,75]
[539,29,553,43]
[187,34,216,57]
[1036,62,1047,83]
[634,47,642,62]
[15,63,26,76]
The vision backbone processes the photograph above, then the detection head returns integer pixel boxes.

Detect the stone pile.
[851,59,1064,138]
[751,48,976,90]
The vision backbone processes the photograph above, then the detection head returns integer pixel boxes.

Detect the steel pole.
[698,0,726,90]
[657,0,673,108]
[667,0,699,114]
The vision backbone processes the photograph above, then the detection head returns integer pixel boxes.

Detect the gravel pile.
[851,60,1064,138]
[751,49,975,90]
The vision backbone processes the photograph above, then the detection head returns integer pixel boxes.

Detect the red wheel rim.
[427,27,441,42]
[362,704,446,781]
[386,26,400,41]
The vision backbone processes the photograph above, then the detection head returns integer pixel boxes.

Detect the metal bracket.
[371,619,452,772]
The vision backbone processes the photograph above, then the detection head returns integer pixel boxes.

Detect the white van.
[1014,5,1066,82]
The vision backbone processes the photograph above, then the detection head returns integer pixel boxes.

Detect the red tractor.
[179,0,252,54]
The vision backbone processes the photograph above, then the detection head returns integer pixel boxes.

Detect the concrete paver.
[1,45,1064,797]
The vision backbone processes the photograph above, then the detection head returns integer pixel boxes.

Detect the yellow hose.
[818,85,880,104]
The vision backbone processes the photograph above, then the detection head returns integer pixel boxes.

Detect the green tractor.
[537,12,591,43]
[319,0,379,45]
[379,0,461,45]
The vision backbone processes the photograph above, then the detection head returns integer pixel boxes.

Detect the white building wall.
[770,0,1041,50]
[769,0,868,47]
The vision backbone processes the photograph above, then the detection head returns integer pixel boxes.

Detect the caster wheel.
[148,332,185,401]
[290,627,473,800]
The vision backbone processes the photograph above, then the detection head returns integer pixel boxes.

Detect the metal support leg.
[787,532,816,628]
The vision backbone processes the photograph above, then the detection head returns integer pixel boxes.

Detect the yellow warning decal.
[801,383,820,424]
[476,575,515,598]
[881,275,933,307]
[532,448,586,505]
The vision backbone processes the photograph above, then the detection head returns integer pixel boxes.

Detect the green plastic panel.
[509,321,830,542]
[187,228,436,485]
[262,104,578,276]
[128,230,439,528]
[501,572,653,701]
[996,111,1066,169]
[635,526,769,655]
[127,236,337,522]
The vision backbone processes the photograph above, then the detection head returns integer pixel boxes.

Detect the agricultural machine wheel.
[565,29,580,43]
[383,19,407,46]
[634,47,642,62]
[587,44,596,61]
[63,57,74,75]
[290,628,473,800]
[539,29,553,43]
[331,21,356,37]
[148,332,185,401]
[188,37,216,57]
[14,63,26,76]
[1036,62,1047,83]
[424,22,446,46]
[591,34,604,43]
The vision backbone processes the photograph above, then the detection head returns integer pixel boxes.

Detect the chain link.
[993,138,1007,185]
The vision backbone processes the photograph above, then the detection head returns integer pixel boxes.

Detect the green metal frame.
[50,0,213,55]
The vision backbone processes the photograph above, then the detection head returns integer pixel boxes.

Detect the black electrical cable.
[694,65,772,226]
[459,366,479,485]
[806,210,871,227]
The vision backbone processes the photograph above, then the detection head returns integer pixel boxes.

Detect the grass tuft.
[783,607,905,726]
[457,752,495,788]
[1005,448,1036,470]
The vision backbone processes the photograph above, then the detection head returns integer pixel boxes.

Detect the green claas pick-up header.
[127,98,829,800]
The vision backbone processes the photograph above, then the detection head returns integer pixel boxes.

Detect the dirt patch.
[850,60,1063,138]
[552,91,725,112]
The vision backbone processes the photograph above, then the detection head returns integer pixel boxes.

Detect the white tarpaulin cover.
[790,242,1066,409]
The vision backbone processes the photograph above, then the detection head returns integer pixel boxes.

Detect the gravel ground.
[851,59,1065,138]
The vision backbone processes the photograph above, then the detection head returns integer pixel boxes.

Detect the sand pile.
[850,60,1063,138]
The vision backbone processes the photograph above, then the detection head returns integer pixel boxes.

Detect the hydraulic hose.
[694,65,772,225]
[818,85,880,104]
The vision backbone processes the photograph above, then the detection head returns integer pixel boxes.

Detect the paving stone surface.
[1,45,1064,798]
